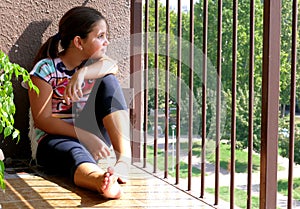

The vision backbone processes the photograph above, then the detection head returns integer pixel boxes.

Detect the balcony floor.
[0,160,214,209]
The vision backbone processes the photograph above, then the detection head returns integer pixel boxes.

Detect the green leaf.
[0,50,39,140]
[4,126,12,138]
[0,160,5,190]
[34,85,40,94]
[12,129,19,139]
[1,111,8,119]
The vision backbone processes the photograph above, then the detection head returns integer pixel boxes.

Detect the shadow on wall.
[82,0,90,6]
[9,20,51,70]
[4,0,92,159]
[2,20,51,160]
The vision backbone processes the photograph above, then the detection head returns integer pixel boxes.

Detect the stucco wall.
[0,0,130,159]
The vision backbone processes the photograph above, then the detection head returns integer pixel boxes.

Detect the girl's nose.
[104,38,110,46]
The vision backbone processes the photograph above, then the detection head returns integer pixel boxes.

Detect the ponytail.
[32,33,60,67]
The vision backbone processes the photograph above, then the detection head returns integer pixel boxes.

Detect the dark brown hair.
[33,6,108,66]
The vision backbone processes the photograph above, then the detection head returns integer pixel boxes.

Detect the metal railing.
[130,0,298,208]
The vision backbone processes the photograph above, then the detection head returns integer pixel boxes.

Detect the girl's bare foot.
[98,168,122,199]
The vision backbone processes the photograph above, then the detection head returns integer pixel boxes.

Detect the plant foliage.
[0,50,39,190]
[0,160,5,190]
[0,50,38,140]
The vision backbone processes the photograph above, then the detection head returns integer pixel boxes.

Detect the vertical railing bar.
[215,0,222,205]
[130,0,143,163]
[200,0,208,199]
[143,0,149,169]
[176,0,182,185]
[230,0,237,208]
[247,0,255,208]
[188,0,194,191]
[288,0,298,208]
[260,0,281,208]
[164,0,170,179]
[153,0,159,173]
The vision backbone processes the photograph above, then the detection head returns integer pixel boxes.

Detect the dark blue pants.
[36,74,127,180]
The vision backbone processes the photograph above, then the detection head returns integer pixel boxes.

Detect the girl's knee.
[101,74,119,89]
[95,74,127,115]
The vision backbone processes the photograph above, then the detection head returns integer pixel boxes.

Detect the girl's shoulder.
[33,58,55,71]
[30,58,58,83]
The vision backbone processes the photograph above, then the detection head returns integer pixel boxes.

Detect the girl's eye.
[98,34,106,39]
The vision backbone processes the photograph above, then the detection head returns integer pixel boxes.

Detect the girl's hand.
[79,132,111,161]
[63,57,118,105]
[64,69,85,105]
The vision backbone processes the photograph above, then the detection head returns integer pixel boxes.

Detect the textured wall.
[0,0,130,159]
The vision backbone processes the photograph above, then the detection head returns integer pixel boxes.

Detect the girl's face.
[82,19,109,60]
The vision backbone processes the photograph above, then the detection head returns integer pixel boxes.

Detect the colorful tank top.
[28,58,95,159]
[31,58,95,118]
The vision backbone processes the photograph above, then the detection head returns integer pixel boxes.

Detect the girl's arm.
[63,56,118,104]
[29,76,111,160]
[82,56,118,79]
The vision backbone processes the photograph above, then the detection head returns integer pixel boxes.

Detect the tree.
[145,0,300,153]
[279,0,300,115]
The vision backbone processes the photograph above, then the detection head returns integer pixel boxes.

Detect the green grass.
[295,116,300,124]
[147,141,261,177]
[146,141,296,207]
[278,178,300,201]
[206,187,259,209]
[146,146,201,178]
[204,142,261,173]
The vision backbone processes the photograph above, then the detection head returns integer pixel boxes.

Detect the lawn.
[205,179,300,209]
[146,145,200,178]
[278,177,300,201]
[146,140,296,208]
[206,187,259,209]
[147,140,261,178]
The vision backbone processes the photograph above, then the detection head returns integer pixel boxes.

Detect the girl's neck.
[59,50,83,70]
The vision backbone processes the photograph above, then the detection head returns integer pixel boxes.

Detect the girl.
[27,6,131,199]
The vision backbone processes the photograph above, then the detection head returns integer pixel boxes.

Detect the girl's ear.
[73,36,83,50]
